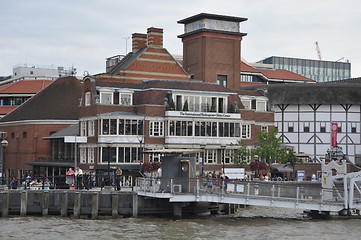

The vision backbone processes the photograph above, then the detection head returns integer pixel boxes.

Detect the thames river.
[1,206,360,240]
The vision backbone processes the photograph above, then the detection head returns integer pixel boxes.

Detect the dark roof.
[0,76,82,122]
[177,13,247,24]
[264,82,361,105]
[96,79,237,94]
[107,48,146,74]
[44,124,79,139]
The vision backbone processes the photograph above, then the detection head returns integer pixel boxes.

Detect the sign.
[224,168,245,180]
[331,122,338,147]
[64,136,87,143]
[297,170,305,181]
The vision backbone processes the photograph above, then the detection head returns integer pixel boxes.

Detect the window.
[338,124,342,133]
[150,121,164,137]
[261,126,268,132]
[241,124,251,139]
[22,132,27,138]
[320,122,326,133]
[81,121,87,136]
[88,120,95,136]
[120,93,132,105]
[304,122,310,132]
[223,149,234,164]
[288,122,294,132]
[85,92,91,106]
[217,75,227,88]
[100,92,112,104]
[149,153,163,163]
[80,149,86,164]
[256,101,266,112]
[173,94,226,113]
[352,123,357,133]
[205,149,217,164]
[88,148,94,164]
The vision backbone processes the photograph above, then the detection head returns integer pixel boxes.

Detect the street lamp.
[1,139,8,185]
[105,142,113,186]
[200,143,206,176]
[221,144,226,174]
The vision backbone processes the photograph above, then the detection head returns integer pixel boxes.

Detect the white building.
[253,79,361,163]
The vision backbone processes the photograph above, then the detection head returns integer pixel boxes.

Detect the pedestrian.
[75,167,84,189]
[66,167,75,189]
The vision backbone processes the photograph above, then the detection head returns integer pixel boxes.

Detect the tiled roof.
[0,76,82,122]
[0,80,52,94]
[0,106,17,115]
[240,61,314,82]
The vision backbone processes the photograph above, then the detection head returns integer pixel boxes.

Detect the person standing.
[75,167,84,189]
[66,167,75,189]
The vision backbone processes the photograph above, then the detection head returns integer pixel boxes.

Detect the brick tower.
[178,13,247,90]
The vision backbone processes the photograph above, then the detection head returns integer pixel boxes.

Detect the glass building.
[258,56,351,82]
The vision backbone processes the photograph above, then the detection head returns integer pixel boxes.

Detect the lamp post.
[1,139,8,185]
[200,143,206,176]
[221,144,226,174]
[105,142,113,186]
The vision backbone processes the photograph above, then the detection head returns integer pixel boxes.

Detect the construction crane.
[315,41,322,60]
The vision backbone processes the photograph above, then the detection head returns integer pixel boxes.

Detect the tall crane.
[315,41,322,60]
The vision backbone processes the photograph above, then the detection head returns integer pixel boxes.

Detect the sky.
[1,0,360,78]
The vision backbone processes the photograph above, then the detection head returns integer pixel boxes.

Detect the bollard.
[1,192,9,217]
[73,193,81,218]
[132,193,138,218]
[112,193,119,218]
[91,193,99,220]
[42,191,49,216]
[61,191,68,217]
[20,191,28,217]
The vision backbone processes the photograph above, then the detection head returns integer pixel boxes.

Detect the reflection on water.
[1,206,360,240]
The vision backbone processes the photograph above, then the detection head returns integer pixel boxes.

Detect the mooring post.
[1,192,9,217]
[112,193,119,218]
[91,192,99,220]
[173,202,182,219]
[132,193,138,217]
[61,191,68,217]
[20,191,28,217]
[73,192,81,218]
[42,191,49,216]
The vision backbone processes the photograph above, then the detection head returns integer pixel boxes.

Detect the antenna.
[315,41,322,60]
[121,37,130,54]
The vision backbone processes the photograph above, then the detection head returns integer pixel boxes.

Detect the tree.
[232,140,251,166]
[253,128,282,164]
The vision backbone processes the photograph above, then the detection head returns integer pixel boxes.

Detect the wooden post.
[1,192,9,217]
[132,193,138,218]
[91,193,99,220]
[73,192,81,218]
[42,191,49,216]
[20,191,28,217]
[61,191,68,217]
[112,193,119,218]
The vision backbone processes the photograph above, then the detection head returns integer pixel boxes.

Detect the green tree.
[232,140,251,166]
[253,128,296,164]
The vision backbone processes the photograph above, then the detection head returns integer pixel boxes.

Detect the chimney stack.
[132,33,147,52]
[147,27,163,48]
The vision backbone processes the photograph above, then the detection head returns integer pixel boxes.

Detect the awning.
[25,161,74,167]
[270,164,293,173]
[96,164,141,171]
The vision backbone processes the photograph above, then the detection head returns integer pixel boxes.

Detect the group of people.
[66,167,96,190]
[10,175,52,190]
[205,171,229,191]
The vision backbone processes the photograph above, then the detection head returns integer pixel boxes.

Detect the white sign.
[297,170,305,181]
[64,136,87,143]
[224,168,245,180]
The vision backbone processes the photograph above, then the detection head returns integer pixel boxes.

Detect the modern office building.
[257,56,351,82]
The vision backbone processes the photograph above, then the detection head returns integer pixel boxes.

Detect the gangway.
[137,172,361,217]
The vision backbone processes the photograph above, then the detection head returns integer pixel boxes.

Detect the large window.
[241,124,251,139]
[217,75,227,88]
[150,121,164,137]
[205,149,217,164]
[100,118,144,136]
[85,92,91,106]
[173,94,227,113]
[88,120,95,136]
[80,149,86,164]
[98,88,133,105]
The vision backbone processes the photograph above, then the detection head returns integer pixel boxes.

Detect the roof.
[177,13,247,24]
[264,81,361,105]
[44,124,79,139]
[0,79,52,94]
[107,48,146,74]
[0,76,82,122]
[0,106,17,115]
[270,164,293,173]
[241,61,314,82]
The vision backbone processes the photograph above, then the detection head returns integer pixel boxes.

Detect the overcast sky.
[1,0,360,78]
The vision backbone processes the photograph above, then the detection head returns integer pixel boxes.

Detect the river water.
[0,206,360,240]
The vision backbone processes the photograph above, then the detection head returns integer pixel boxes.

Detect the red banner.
[331,123,338,147]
